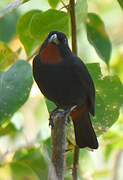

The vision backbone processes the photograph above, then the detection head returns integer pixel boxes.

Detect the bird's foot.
[49,105,77,127]
[63,105,77,125]
[49,108,58,127]
[49,108,64,127]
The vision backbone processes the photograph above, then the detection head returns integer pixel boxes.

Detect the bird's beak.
[48,34,59,44]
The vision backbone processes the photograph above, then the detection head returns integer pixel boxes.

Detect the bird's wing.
[72,56,95,116]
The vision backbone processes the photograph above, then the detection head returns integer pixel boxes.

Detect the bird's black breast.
[33,55,87,108]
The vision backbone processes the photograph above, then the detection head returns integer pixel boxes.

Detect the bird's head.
[43,31,68,47]
[39,31,71,64]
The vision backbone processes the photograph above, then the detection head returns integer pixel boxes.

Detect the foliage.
[86,13,112,64]
[0,60,33,125]
[0,0,123,179]
[117,0,123,9]
[17,9,42,56]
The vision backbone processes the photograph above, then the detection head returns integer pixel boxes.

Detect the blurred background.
[0,0,123,179]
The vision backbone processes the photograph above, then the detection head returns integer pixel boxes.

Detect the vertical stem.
[72,145,80,180]
[111,150,122,180]
[49,115,66,180]
[69,0,80,180]
[69,0,77,55]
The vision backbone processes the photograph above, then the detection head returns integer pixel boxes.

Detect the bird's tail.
[70,105,98,149]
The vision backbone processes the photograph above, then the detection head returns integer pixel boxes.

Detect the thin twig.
[72,145,80,180]
[69,0,80,180]
[60,0,69,11]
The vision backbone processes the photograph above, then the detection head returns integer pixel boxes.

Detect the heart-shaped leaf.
[0,60,33,125]
[48,0,60,8]
[86,13,112,65]
[87,63,123,135]
[17,10,41,56]
[30,9,69,41]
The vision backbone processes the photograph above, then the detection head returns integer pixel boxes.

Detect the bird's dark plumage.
[33,30,98,149]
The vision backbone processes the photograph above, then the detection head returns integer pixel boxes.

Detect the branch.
[0,0,28,19]
[111,149,123,180]
[49,113,66,180]
[72,145,80,180]
[69,0,77,55]
[60,0,69,11]
[69,0,80,180]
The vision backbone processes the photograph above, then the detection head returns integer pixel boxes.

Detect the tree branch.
[69,1,80,180]
[49,114,66,180]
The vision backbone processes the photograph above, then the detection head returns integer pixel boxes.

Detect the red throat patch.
[40,43,63,64]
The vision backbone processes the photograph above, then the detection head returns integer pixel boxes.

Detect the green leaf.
[0,60,33,125]
[117,0,123,9]
[86,63,123,135]
[17,10,41,56]
[0,11,19,43]
[13,148,48,180]
[0,160,39,179]
[48,0,60,8]
[0,41,18,70]
[86,13,112,64]
[75,0,88,30]
[10,162,39,180]
[30,9,69,40]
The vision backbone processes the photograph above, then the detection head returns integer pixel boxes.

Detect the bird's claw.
[49,105,77,127]
[49,108,63,128]
[64,111,71,125]
[63,105,77,125]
